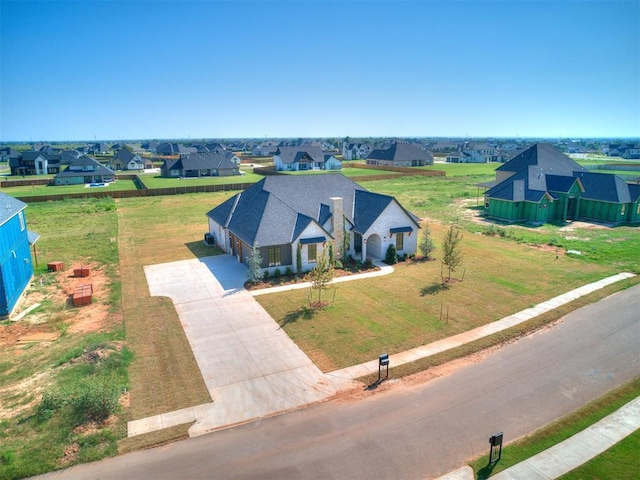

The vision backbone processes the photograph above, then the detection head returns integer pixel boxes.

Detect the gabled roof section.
[0,192,26,227]
[56,156,115,178]
[291,213,313,243]
[352,189,393,234]
[574,172,633,203]
[629,184,640,203]
[207,193,238,227]
[179,152,237,170]
[545,174,582,194]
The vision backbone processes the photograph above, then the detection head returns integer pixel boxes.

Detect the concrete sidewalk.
[434,395,640,480]
[327,272,635,383]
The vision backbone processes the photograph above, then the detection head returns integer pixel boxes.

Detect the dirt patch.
[1,262,121,349]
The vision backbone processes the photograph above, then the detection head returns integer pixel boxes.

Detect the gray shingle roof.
[207,174,417,247]
[174,152,237,171]
[574,171,633,203]
[367,142,433,163]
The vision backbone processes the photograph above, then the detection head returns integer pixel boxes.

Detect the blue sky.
[1,0,638,141]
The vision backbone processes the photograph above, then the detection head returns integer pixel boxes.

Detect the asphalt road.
[41,284,640,480]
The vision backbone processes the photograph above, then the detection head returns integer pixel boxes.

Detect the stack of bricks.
[73,266,90,277]
[72,284,93,307]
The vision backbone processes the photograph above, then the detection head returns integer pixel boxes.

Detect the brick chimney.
[330,197,343,258]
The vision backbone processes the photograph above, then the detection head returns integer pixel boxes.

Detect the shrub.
[364,258,373,269]
[285,266,293,277]
[334,259,343,269]
[273,268,281,279]
[71,377,121,422]
[385,244,397,265]
[263,270,270,281]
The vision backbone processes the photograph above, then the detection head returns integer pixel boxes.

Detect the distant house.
[54,156,116,185]
[88,143,111,155]
[9,151,61,175]
[155,143,198,156]
[483,143,640,225]
[342,142,371,160]
[273,145,342,171]
[0,147,22,163]
[161,151,240,178]
[446,144,499,163]
[366,142,433,167]
[0,193,38,317]
[206,174,420,274]
[141,141,159,153]
[252,142,280,157]
[111,149,153,171]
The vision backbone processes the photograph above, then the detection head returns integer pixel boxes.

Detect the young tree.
[247,244,263,284]
[308,247,334,308]
[341,218,351,262]
[419,222,436,260]
[441,223,463,282]
[296,243,303,274]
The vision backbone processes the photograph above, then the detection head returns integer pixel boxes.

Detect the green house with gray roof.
[483,144,640,225]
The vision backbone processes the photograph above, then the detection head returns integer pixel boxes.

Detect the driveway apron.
[144,255,335,435]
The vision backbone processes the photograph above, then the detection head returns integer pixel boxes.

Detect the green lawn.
[280,167,404,177]
[138,172,264,188]
[256,221,619,372]
[1,180,137,197]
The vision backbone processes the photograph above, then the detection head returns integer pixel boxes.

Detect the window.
[396,232,404,251]
[268,247,281,267]
[308,244,317,263]
[637,204,640,215]
[18,211,25,231]
[621,204,626,216]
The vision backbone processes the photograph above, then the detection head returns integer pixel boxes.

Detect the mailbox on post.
[378,353,389,382]
[489,432,504,464]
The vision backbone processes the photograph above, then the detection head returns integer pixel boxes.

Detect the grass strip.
[469,376,640,479]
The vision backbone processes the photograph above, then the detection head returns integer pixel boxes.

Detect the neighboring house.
[342,142,371,160]
[483,143,640,225]
[155,143,197,156]
[0,193,38,317]
[430,141,459,153]
[273,146,341,171]
[59,150,81,165]
[366,142,434,167]
[0,147,22,163]
[9,151,54,175]
[161,151,240,177]
[622,148,640,159]
[141,141,159,153]
[54,156,116,185]
[252,142,280,156]
[111,149,152,170]
[88,143,111,155]
[447,144,499,163]
[206,174,420,274]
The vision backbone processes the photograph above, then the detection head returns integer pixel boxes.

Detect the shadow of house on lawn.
[185,240,223,259]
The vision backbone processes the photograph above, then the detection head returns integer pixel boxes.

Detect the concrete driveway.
[143,255,335,436]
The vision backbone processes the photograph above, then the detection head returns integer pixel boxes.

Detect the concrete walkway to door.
[129,255,336,437]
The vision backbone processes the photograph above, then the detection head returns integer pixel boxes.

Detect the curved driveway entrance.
[142,255,335,436]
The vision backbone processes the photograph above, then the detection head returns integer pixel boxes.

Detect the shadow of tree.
[420,282,450,296]
[279,306,315,329]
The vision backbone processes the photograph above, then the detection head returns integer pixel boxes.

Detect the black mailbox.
[489,432,504,464]
[378,353,389,382]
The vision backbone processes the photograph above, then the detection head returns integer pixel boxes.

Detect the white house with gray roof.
[273,146,341,171]
[206,174,420,274]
